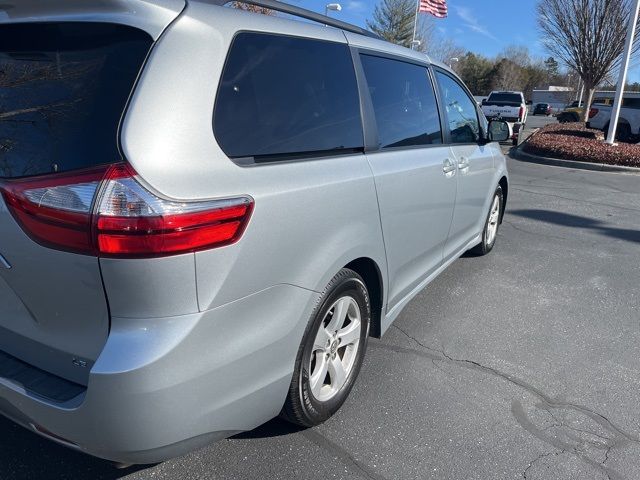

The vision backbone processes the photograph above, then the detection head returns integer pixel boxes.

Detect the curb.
[512,144,640,174]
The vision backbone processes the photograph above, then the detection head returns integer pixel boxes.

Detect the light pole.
[606,0,640,144]
[449,57,459,69]
[325,3,342,16]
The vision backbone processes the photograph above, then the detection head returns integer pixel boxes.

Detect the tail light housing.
[588,108,599,119]
[519,106,525,121]
[0,163,253,258]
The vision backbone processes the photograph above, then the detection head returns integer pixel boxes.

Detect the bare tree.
[427,37,465,65]
[537,0,640,121]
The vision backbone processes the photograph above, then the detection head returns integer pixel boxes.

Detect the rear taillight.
[588,108,599,119]
[0,163,253,258]
[519,106,525,120]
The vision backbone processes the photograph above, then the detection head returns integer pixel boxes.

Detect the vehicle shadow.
[0,413,304,479]
[0,415,147,480]
[510,209,640,244]
[232,417,305,439]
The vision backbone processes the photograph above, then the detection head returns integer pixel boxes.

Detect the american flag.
[419,0,447,18]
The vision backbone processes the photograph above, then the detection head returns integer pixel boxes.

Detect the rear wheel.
[281,268,370,427]
[617,123,632,142]
[470,185,503,256]
[604,122,632,142]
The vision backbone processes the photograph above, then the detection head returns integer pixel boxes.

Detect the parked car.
[0,0,510,464]
[481,91,528,145]
[533,103,552,116]
[556,100,584,123]
[587,98,640,141]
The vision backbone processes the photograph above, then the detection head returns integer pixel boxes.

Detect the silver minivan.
[0,0,510,464]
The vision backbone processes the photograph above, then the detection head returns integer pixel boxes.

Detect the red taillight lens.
[519,106,525,120]
[588,108,599,119]
[0,163,253,258]
[0,167,105,255]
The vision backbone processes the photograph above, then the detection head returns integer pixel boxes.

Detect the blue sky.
[293,0,640,83]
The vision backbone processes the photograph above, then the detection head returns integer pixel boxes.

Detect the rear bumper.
[0,284,318,463]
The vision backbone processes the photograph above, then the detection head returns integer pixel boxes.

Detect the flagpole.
[410,0,420,49]
[606,0,640,144]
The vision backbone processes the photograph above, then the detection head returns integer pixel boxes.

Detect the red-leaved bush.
[522,123,640,167]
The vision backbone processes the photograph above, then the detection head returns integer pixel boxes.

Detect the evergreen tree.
[367,0,421,49]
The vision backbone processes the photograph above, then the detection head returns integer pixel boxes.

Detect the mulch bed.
[522,122,640,168]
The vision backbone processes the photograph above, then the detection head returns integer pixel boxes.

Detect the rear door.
[433,70,496,259]
[358,53,456,310]
[0,22,154,384]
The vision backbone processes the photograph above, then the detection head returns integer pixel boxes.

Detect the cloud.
[454,5,497,41]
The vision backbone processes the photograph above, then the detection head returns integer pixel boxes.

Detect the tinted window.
[487,93,522,104]
[360,55,441,148]
[435,72,480,144]
[0,23,152,179]
[623,98,640,109]
[214,33,363,160]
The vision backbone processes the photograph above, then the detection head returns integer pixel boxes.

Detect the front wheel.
[281,268,371,427]
[470,185,503,256]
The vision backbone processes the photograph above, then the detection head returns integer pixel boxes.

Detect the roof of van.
[0,0,185,39]
[0,0,456,76]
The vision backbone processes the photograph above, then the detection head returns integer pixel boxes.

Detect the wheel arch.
[344,257,384,339]
[498,176,508,224]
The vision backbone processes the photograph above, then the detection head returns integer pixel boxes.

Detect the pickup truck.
[587,98,640,141]
[481,91,528,145]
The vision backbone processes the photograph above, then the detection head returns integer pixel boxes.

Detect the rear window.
[214,32,363,161]
[0,23,152,179]
[487,93,522,103]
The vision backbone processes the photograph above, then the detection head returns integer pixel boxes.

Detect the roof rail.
[209,0,381,40]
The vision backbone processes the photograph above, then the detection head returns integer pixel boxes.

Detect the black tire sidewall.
[481,186,503,253]
[297,272,370,425]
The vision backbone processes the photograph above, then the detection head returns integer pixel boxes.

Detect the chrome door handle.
[443,158,456,176]
[458,157,470,173]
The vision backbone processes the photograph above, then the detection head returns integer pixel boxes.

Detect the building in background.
[532,87,640,111]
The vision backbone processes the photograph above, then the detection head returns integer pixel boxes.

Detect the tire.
[617,123,632,142]
[470,185,503,256]
[281,268,371,427]
[604,122,632,142]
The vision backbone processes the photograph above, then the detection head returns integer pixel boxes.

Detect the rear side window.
[623,98,640,109]
[0,23,152,179]
[214,33,363,161]
[360,55,442,148]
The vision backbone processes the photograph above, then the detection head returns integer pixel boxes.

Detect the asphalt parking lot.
[3,126,640,479]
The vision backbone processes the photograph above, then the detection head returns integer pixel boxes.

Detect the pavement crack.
[522,451,562,479]
[392,325,444,357]
[378,326,638,480]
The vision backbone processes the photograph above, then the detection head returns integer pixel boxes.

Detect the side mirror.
[488,120,510,142]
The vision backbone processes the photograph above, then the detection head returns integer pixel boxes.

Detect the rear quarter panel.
[119,4,388,312]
